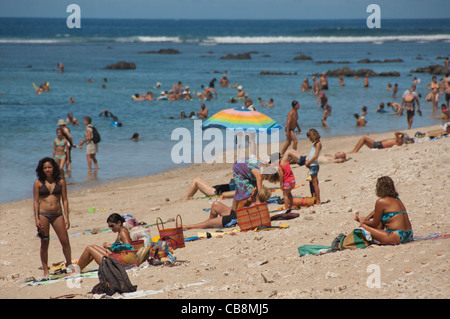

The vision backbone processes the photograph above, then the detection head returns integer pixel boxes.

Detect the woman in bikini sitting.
[33,157,72,277]
[53,128,69,173]
[73,213,132,272]
[354,176,413,245]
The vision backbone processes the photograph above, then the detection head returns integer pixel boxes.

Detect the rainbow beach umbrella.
[202,107,283,134]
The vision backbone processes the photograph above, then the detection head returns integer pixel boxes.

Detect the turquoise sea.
[0,18,449,203]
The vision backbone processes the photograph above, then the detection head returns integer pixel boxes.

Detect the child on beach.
[277,158,296,212]
[306,129,322,205]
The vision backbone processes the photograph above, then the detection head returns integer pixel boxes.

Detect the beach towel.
[270,212,300,221]
[298,245,331,257]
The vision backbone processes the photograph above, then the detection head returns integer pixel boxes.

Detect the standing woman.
[426,76,440,113]
[79,116,98,170]
[53,128,68,173]
[33,157,72,277]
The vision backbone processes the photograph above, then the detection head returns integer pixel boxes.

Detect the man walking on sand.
[281,101,301,156]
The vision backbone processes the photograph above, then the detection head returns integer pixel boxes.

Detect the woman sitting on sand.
[73,213,132,272]
[183,186,271,230]
[232,157,279,210]
[354,176,413,245]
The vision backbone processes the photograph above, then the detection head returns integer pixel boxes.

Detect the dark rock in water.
[315,60,350,64]
[220,53,252,60]
[320,66,399,77]
[293,54,313,61]
[105,61,136,70]
[139,48,181,54]
[378,71,401,77]
[411,64,449,75]
[260,71,297,75]
[357,58,404,63]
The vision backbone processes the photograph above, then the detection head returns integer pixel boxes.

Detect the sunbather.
[183,177,234,200]
[348,132,413,154]
[354,176,413,245]
[183,186,271,230]
[281,149,349,164]
[71,214,132,273]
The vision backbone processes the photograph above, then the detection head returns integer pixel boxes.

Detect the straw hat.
[57,119,66,126]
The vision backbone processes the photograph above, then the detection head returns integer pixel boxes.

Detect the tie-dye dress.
[232,158,264,201]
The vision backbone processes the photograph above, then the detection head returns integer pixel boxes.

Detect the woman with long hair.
[33,157,71,276]
[355,176,413,245]
[73,213,132,272]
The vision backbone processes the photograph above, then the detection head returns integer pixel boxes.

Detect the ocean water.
[0,18,449,203]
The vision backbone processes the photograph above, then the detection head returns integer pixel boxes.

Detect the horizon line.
[1,16,450,21]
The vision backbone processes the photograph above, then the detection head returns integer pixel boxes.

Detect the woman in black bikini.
[33,157,72,277]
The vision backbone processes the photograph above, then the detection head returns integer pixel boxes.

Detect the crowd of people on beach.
[31,57,450,280]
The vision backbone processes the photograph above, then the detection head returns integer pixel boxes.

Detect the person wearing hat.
[57,119,74,171]
[236,85,246,99]
[280,101,301,157]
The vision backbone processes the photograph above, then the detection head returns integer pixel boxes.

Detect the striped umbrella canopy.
[201,107,283,134]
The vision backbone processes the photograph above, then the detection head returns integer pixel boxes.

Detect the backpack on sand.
[91,257,137,296]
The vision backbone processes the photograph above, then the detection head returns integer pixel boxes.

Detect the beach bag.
[235,203,271,232]
[91,257,137,296]
[148,238,176,265]
[338,229,372,250]
[89,124,101,143]
[156,215,185,249]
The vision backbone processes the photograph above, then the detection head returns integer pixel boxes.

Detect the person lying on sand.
[183,186,271,230]
[354,176,413,245]
[183,177,235,200]
[281,149,350,164]
[348,132,413,154]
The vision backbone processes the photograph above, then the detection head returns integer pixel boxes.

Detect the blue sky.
[1,0,449,19]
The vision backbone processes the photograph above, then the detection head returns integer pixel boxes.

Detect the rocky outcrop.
[105,61,136,70]
[411,64,449,75]
[139,48,181,54]
[260,71,298,75]
[293,54,312,61]
[319,66,399,77]
[220,53,251,60]
[357,58,403,63]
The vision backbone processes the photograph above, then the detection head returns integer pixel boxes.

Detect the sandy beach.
[0,124,448,300]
